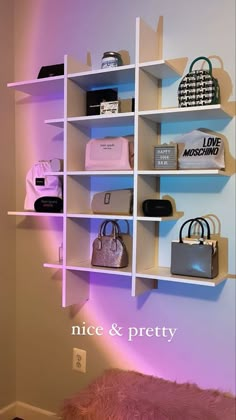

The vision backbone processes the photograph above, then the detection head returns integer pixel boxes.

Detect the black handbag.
[171,217,219,278]
[178,56,220,107]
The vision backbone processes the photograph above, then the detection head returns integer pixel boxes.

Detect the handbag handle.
[179,218,204,244]
[115,219,130,235]
[99,220,121,239]
[189,56,213,75]
[187,217,211,240]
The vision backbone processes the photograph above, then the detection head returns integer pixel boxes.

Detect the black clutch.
[34,197,63,213]
[142,199,173,217]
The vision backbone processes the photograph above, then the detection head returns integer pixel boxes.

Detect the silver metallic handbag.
[91,220,129,268]
[171,217,218,278]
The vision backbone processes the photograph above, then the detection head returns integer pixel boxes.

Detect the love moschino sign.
[176,130,225,170]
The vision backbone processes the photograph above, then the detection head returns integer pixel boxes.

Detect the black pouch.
[142,199,173,217]
[34,196,63,213]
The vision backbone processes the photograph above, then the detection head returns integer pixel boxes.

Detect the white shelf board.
[45,118,64,128]
[137,212,184,222]
[68,64,135,89]
[136,266,228,287]
[139,59,182,79]
[67,170,134,176]
[45,171,64,176]
[7,75,64,96]
[65,260,132,276]
[67,213,133,220]
[138,169,227,176]
[44,262,63,269]
[139,105,231,122]
[67,112,134,128]
[8,211,64,217]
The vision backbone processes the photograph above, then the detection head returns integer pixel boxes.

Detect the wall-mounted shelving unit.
[8,17,233,307]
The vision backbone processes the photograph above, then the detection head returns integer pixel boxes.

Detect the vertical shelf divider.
[63,55,90,306]
[132,17,160,297]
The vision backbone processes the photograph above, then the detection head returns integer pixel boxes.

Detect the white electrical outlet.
[72,348,86,373]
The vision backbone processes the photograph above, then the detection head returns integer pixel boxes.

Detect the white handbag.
[24,160,62,210]
[91,189,133,215]
[175,129,225,170]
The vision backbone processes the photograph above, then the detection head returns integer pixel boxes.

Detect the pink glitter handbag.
[91,220,129,268]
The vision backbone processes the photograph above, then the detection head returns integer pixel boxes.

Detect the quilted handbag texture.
[178,56,220,107]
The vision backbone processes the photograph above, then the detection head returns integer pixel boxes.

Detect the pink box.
[85,137,133,171]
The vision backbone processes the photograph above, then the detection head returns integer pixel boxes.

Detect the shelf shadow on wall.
[90,272,132,291]
[51,131,64,143]
[137,279,227,309]
[118,50,131,66]
[14,92,64,105]
[14,215,63,231]
[161,175,230,195]
[209,55,236,117]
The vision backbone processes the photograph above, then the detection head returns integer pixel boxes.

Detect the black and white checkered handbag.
[178,56,220,107]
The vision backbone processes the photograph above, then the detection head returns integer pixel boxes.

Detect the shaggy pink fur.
[61,369,236,420]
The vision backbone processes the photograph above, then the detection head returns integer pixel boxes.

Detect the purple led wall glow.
[72,273,236,391]
[13,0,236,395]
[74,284,164,377]
[17,93,235,392]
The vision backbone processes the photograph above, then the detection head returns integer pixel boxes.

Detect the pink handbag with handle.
[85,137,133,171]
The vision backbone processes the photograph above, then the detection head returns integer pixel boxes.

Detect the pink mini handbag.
[85,137,133,170]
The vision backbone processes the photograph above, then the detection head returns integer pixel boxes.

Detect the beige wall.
[0,0,16,409]
[7,0,236,414]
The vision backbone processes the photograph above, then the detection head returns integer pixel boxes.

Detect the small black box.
[86,88,118,115]
[37,63,64,79]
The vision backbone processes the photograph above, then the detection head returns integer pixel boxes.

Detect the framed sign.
[100,101,119,114]
[154,143,178,170]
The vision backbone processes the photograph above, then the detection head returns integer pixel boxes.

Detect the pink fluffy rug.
[61,369,236,420]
